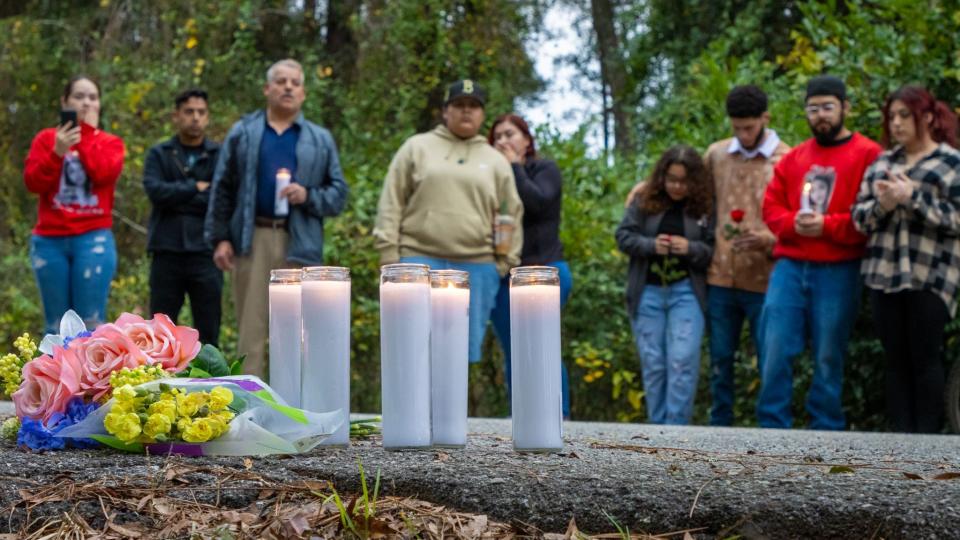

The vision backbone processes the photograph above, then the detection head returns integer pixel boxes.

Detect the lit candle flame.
[802,182,811,194]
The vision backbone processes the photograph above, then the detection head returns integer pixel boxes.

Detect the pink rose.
[114,313,200,372]
[74,325,150,401]
[12,346,83,424]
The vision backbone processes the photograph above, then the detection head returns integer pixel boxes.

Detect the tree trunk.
[303,0,319,41]
[322,0,361,131]
[590,0,633,155]
[325,0,360,82]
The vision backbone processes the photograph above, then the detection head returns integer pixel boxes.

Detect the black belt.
[254,216,287,229]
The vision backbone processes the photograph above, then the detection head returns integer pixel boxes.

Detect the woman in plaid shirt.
[852,85,960,433]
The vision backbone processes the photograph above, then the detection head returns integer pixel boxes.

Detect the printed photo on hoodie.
[54,151,99,210]
[803,165,835,214]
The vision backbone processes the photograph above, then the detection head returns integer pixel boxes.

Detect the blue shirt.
[256,120,300,217]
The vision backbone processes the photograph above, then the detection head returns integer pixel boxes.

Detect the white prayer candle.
[800,181,813,214]
[380,264,432,449]
[510,266,563,452]
[429,270,470,448]
[275,168,291,216]
[301,267,351,446]
[269,269,302,407]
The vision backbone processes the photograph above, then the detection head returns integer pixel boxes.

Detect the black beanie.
[806,75,846,102]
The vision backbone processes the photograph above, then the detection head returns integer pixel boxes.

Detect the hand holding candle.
[274,168,292,216]
[800,181,813,214]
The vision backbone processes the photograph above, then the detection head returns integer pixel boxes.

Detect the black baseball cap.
[443,79,485,107]
[806,75,846,102]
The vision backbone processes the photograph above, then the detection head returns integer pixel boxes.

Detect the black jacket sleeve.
[143,146,200,209]
[513,160,561,218]
[615,204,657,258]
[686,211,716,271]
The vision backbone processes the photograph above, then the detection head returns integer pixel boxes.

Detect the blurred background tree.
[1,0,958,430]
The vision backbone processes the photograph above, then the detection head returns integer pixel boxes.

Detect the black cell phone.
[60,109,77,128]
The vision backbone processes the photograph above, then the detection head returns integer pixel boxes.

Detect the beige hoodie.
[373,125,523,275]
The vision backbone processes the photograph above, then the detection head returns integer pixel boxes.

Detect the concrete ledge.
[1,409,958,537]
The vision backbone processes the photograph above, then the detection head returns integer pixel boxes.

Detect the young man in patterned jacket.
[703,85,790,426]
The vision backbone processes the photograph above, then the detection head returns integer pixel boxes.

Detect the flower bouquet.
[1,311,341,455]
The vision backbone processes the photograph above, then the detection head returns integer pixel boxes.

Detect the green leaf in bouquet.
[188,366,213,378]
[185,344,232,377]
[229,354,246,376]
[90,434,144,453]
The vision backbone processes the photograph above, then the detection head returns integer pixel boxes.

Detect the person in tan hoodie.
[373,79,523,363]
[703,85,790,426]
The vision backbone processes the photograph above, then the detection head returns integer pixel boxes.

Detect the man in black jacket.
[143,88,222,346]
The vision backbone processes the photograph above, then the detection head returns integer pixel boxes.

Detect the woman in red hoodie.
[23,75,125,334]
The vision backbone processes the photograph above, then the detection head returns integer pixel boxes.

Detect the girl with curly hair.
[615,145,715,424]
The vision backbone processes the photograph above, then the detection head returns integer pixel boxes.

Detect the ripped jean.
[30,229,117,334]
[631,279,705,425]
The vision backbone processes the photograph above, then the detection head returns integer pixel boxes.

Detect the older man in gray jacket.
[205,58,348,380]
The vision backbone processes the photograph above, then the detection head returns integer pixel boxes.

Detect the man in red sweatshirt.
[758,76,882,430]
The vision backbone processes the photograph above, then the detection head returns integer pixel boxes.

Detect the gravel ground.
[1,410,958,538]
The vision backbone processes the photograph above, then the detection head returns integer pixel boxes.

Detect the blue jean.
[30,229,117,334]
[757,258,861,430]
[707,285,765,426]
[632,279,705,425]
[400,256,500,363]
[490,260,572,418]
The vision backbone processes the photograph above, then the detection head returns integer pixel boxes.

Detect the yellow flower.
[114,384,137,403]
[176,391,207,417]
[182,418,215,442]
[199,411,235,439]
[143,413,172,439]
[148,400,178,423]
[104,412,142,443]
[111,400,134,414]
[210,410,235,424]
[176,417,193,433]
[14,333,37,361]
[208,387,233,411]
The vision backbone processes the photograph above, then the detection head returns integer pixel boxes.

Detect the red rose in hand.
[724,209,745,240]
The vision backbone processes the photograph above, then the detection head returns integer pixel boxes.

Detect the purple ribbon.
[146,442,205,457]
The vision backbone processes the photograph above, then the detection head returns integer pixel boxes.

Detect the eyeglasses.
[804,102,839,116]
[665,175,688,186]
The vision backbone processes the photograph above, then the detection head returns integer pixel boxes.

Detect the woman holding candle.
[23,75,125,334]
[852,85,960,433]
[615,145,715,425]
[487,113,573,418]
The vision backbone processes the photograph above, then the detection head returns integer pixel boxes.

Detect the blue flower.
[17,418,66,451]
[17,397,100,452]
[62,330,93,350]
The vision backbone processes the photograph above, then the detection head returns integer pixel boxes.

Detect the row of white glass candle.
[267,263,563,451]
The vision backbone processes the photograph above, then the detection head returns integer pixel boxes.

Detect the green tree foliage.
[0,0,543,417]
[626,0,960,429]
